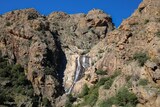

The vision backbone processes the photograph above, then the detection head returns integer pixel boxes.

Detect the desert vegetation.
[133,52,149,66]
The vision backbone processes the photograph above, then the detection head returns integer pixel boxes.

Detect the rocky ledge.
[0,8,114,106]
[1,0,160,106]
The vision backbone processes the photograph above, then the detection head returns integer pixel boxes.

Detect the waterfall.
[66,55,90,94]
[82,56,86,68]
[67,83,75,95]
[73,57,81,83]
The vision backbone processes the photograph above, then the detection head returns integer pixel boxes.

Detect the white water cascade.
[66,55,90,94]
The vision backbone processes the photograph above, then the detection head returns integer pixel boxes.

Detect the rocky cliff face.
[0,0,160,106]
[0,8,62,106]
[74,0,160,106]
[48,9,115,92]
[0,8,114,106]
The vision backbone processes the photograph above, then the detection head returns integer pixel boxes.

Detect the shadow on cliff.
[51,31,67,95]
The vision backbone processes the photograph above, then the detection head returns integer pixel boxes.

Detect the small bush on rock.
[133,52,149,66]
[103,78,114,89]
[139,79,148,86]
[79,84,89,97]
[65,94,76,107]
[84,88,99,106]
[96,69,107,75]
[42,98,51,107]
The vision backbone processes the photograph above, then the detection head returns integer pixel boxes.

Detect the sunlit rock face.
[65,55,91,94]
[0,8,114,106]
[49,9,115,94]
[3,0,160,106]
[0,8,62,106]
[85,0,160,106]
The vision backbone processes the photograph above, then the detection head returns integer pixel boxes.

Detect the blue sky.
[0,0,142,27]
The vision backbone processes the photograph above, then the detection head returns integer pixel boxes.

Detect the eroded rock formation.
[0,0,160,106]
[0,8,114,106]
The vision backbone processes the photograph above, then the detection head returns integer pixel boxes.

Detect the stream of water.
[66,55,90,94]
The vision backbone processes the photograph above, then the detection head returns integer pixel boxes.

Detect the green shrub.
[15,86,25,95]
[10,64,30,86]
[0,60,8,69]
[11,64,24,79]
[139,79,148,86]
[0,55,37,105]
[77,79,104,106]
[12,64,24,73]
[67,94,76,102]
[96,70,121,90]
[84,88,98,106]
[116,87,138,106]
[65,101,72,107]
[126,81,132,88]
[0,91,13,104]
[65,94,76,107]
[17,74,28,85]
[26,88,34,97]
[99,96,118,107]
[99,101,107,107]
[42,97,51,107]
[133,52,149,66]
[103,70,121,89]
[103,78,114,89]
[0,68,10,77]
[0,58,12,77]
[96,69,107,75]
[44,66,55,75]
[111,69,121,78]
[99,87,138,107]
[0,92,6,104]
[32,96,39,107]
[77,70,121,106]
[96,78,109,87]
[79,84,89,97]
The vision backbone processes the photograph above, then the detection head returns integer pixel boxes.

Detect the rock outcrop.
[0,0,160,106]
[78,0,160,106]
[0,8,114,106]
[0,8,62,106]
[47,9,114,93]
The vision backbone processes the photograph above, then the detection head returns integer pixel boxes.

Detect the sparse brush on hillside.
[0,0,160,106]
[133,52,149,66]
[65,94,76,107]
[99,87,138,107]
[96,69,107,75]
[0,53,39,106]
[42,97,52,107]
[138,79,148,86]
[74,70,121,107]
[78,84,89,98]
